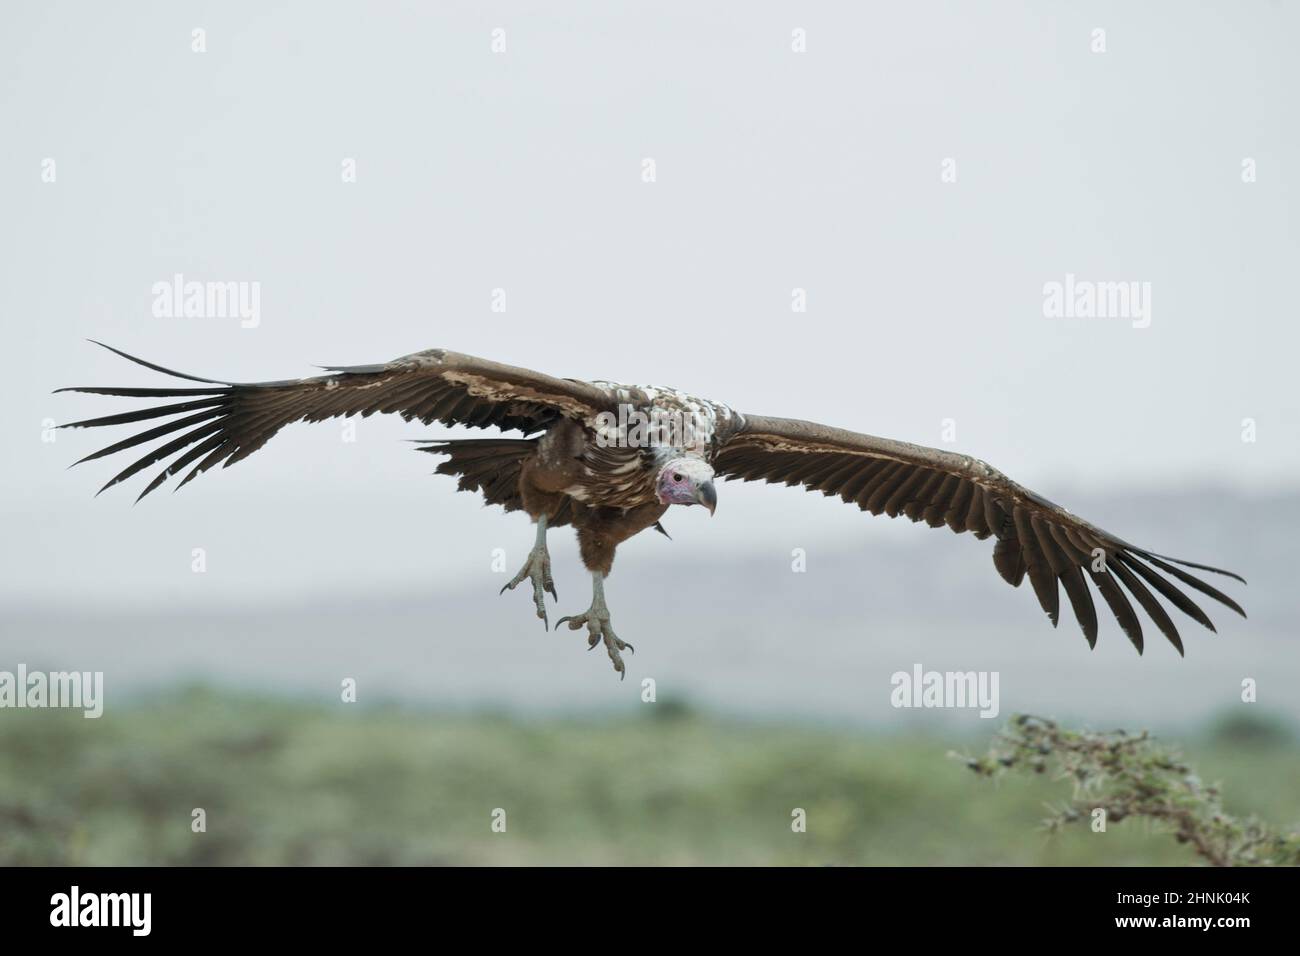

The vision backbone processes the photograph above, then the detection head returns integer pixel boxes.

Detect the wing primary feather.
[140,433,228,501]
[1138,553,1247,618]
[73,409,225,466]
[86,341,237,385]
[96,420,226,496]
[59,397,227,431]
[1087,565,1144,654]
[1116,552,1216,632]
[176,439,236,490]
[1059,565,1099,647]
[1141,551,1246,584]
[1108,557,1184,656]
[54,386,227,397]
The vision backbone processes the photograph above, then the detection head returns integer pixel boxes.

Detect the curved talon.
[500,546,554,628]
[555,605,632,677]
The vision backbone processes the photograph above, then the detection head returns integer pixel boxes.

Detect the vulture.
[57,342,1246,678]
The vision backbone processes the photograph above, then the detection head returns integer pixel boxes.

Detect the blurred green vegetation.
[967,714,1300,866]
[1,689,1297,865]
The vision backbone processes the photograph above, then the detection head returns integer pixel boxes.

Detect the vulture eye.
[672,473,683,482]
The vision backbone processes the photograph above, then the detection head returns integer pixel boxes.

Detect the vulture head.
[655,456,717,514]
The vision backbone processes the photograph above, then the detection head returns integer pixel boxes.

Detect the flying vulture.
[57,342,1246,678]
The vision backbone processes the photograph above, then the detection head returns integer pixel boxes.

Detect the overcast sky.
[2,2,1296,610]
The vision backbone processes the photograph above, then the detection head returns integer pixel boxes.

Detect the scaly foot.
[500,545,556,627]
[556,599,634,679]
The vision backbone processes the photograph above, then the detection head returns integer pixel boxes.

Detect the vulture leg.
[556,572,634,679]
[499,514,557,628]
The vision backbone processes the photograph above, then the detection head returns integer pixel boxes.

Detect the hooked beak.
[695,479,717,516]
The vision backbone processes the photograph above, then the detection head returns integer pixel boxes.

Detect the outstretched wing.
[57,342,615,501]
[713,414,1246,654]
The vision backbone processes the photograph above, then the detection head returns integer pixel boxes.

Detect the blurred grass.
[1,689,1296,865]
